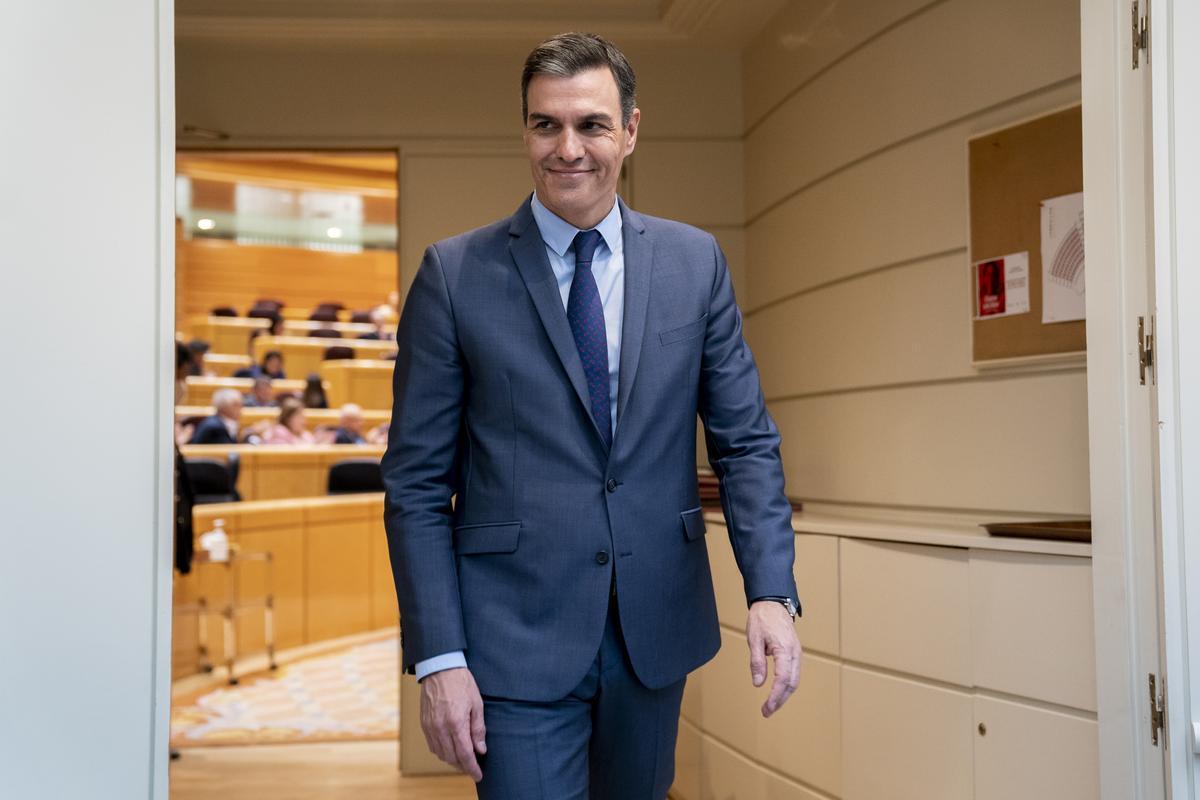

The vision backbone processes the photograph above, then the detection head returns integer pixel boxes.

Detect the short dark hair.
[521,32,637,125]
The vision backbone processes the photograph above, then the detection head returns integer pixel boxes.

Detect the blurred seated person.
[302,374,328,409]
[261,397,316,445]
[189,388,242,445]
[186,339,214,377]
[243,376,278,408]
[332,403,386,445]
[233,349,286,380]
[358,305,396,341]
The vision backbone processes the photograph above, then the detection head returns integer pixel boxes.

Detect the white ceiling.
[175,0,787,50]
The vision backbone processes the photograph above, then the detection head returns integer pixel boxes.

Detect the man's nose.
[555,128,584,162]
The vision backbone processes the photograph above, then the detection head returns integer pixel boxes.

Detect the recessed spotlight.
[326,226,343,239]
[196,218,216,231]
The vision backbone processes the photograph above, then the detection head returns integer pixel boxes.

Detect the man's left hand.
[746,600,803,718]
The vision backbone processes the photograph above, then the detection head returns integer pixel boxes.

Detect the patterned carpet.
[171,632,400,747]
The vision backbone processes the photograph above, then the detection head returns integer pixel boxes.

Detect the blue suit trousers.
[475,589,686,800]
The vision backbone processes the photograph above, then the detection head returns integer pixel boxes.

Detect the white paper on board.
[973,251,1030,320]
[1040,192,1086,323]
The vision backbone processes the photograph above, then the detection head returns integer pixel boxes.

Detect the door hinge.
[1138,315,1155,385]
[1150,673,1165,746]
[1133,0,1150,69]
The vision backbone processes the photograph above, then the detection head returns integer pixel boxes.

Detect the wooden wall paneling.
[770,370,1091,514]
[304,502,374,642]
[744,0,1081,219]
[321,360,394,409]
[742,0,935,129]
[253,335,397,378]
[178,237,397,322]
[183,376,309,407]
[747,251,971,399]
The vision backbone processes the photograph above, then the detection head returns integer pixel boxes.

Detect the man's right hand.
[419,666,487,782]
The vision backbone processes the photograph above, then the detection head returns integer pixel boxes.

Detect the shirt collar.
[530,192,623,259]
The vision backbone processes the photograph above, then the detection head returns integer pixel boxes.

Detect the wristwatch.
[757,596,798,620]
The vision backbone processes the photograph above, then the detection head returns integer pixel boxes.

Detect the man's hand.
[419,667,487,782]
[746,600,803,717]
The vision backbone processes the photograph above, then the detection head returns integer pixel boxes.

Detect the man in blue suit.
[382,32,802,799]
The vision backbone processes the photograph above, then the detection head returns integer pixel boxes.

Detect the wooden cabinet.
[972,695,1099,800]
[674,521,1098,800]
[841,665,974,800]
[969,550,1096,711]
[841,539,971,684]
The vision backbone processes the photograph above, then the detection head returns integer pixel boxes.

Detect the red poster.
[977,258,1006,317]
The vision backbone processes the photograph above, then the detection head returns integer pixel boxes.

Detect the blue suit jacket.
[190,414,237,445]
[382,197,798,701]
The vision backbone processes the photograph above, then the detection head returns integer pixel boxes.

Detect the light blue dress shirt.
[414,193,626,682]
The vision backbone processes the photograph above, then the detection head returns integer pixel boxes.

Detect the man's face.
[344,412,364,435]
[253,381,272,403]
[524,66,639,229]
[221,396,243,423]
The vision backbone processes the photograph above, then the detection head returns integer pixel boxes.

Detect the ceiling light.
[197,218,215,230]
[326,226,343,239]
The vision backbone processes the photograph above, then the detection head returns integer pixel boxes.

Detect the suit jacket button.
[606,478,618,493]
[595,551,610,565]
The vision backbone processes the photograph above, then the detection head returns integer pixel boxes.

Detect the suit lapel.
[615,200,653,441]
[508,199,610,451]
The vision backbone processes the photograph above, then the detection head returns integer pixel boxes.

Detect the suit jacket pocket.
[658,314,708,346]
[680,507,707,541]
[453,521,521,554]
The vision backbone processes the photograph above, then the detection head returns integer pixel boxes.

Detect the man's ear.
[625,107,641,153]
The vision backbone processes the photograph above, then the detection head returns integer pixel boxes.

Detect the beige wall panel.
[628,48,744,140]
[744,0,1081,218]
[696,733,828,800]
[632,141,744,227]
[743,0,935,129]
[746,252,971,399]
[400,154,531,299]
[970,552,1097,712]
[841,665,973,800]
[745,124,964,309]
[771,370,1092,514]
[744,79,1081,309]
[840,539,971,684]
[694,630,841,795]
[794,533,840,656]
[176,43,741,142]
[973,695,1099,800]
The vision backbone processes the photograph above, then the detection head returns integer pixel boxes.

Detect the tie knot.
[573,229,603,267]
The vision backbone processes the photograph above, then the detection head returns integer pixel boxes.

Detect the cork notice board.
[968,105,1086,363]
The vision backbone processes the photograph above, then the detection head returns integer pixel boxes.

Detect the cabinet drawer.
[973,695,1099,800]
[841,539,971,684]
[969,551,1096,711]
[841,665,973,800]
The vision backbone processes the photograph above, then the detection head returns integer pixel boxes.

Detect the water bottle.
[199,518,230,563]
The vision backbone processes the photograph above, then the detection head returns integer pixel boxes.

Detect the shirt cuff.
[414,651,467,681]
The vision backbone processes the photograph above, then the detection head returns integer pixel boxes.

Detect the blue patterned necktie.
[566,229,611,447]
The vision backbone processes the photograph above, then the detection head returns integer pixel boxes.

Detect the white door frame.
[152,0,177,795]
[1082,0,1165,797]
[1150,0,1200,796]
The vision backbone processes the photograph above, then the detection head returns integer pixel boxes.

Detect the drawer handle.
[977,722,987,736]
